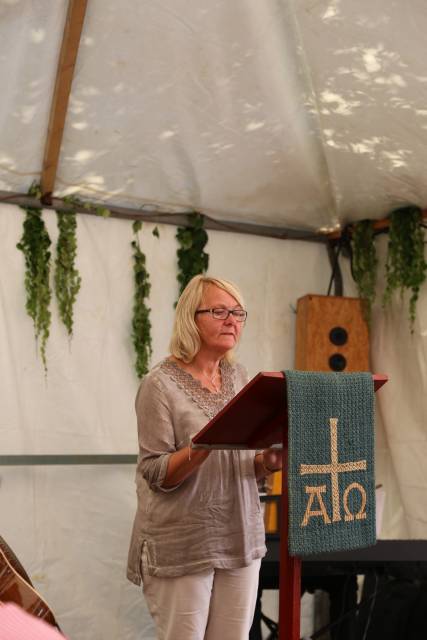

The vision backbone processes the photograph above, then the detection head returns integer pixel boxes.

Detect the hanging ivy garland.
[131,220,153,377]
[55,198,82,337]
[57,193,111,218]
[176,212,209,300]
[383,205,427,329]
[16,183,52,371]
[54,194,108,337]
[350,220,378,326]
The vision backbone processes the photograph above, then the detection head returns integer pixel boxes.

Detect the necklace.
[200,368,221,392]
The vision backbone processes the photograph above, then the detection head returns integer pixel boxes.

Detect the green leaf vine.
[131,221,153,377]
[383,205,427,329]
[17,183,52,371]
[53,193,108,337]
[55,202,81,337]
[176,213,209,299]
[58,193,111,218]
[351,220,378,326]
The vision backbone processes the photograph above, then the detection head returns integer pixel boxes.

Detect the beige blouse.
[127,358,266,584]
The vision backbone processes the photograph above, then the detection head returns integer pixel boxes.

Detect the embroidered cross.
[299,417,367,523]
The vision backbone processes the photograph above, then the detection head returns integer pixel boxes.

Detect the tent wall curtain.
[0,202,360,639]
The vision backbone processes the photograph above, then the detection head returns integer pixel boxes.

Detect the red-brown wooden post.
[279,436,301,640]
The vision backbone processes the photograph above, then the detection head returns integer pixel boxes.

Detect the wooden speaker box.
[295,294,370,372]
[265,294,371,534]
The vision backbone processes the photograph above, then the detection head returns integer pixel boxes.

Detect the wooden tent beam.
[3,192,426,243]
[41,0,88,204]
[0,192,327,243]
[327,209,427,240]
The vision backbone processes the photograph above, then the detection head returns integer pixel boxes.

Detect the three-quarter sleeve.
[135,374,180,492]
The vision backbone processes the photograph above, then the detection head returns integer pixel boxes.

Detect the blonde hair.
[169,275,245,363]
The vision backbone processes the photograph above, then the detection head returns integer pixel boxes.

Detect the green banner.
[286,370,376,556]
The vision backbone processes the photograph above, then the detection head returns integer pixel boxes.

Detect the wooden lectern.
[192,371,388,640]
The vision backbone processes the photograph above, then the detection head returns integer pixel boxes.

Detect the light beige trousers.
[142,559,261,640]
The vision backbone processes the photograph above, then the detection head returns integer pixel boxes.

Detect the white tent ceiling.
[1,0,427,233]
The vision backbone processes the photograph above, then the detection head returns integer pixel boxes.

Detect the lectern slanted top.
[192,371,387,450]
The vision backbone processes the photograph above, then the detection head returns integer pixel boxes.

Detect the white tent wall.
[0,201,347,639]
[0,202,414,638]
[371,236,426,539]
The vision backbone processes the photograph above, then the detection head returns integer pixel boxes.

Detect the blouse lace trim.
[160,359,236,420]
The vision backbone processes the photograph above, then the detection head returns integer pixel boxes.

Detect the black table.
[250,538,427,640]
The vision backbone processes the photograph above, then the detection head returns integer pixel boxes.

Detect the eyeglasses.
[195,308,248,322]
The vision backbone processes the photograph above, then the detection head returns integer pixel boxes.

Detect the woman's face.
[195,284,245,356]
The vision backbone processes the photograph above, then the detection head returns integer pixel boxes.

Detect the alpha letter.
[301,485,331,527]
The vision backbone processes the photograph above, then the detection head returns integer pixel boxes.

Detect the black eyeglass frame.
[195,308,248,322]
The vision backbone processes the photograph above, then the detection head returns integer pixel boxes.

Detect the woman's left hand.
[254,448,283,480]
[262,448,283,473]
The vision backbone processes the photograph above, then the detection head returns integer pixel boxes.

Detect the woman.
[127,275,282,640]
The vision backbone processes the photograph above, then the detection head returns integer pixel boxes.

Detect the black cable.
[308,574,385,640]
[336,574,354,637]
[326,240,343,296]
[361,572,379,640]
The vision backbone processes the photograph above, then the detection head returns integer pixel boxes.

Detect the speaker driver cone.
[329,326,348,346]
[329,353,347,372]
